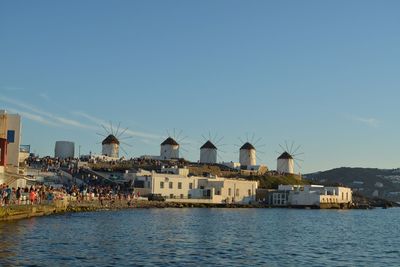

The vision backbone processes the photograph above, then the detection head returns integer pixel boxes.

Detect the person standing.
[16,187,21,205]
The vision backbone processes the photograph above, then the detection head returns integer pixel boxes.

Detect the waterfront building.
[288,185,353,208]
[126,167,258,204]
[258,184,352,208]
[200,140,217,164]
[160,137,179,160]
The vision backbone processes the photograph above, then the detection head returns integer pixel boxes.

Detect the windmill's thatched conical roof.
[161,137,179,146]
[102,134,120,145]
[201,140,217,149]
[240,142,255,150]
[278,151,293,159]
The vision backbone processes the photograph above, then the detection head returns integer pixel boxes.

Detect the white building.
[127,167,258,204]
[55,141,75,159]
[160,137,179,160]
[287,185,352,208]
[200,140,217,164]
[277,152,294,174]
[239,142,256,167]
[0,110,26,188]
[222,162,241,170]
[102,135,120,158]
[0,110,21,173]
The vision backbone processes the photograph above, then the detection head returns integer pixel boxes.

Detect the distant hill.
[304,167,400,202]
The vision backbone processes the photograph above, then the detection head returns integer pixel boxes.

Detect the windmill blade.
[216,136,224,145]
[96,132,107,137]
[246,133,249,142]
[118,127,129,138]
[101,124,110,135]
[115,122,121,137]
[121,141,132,147]
[110,121,114,135]
[238,137,245,144]
[292,145,302,154]
[294,158,304,162]
[279,144,287,152]
[295,161,302,170]
[173,128,176,139]
[275,150,281,155]
[213,132,218,142]
[218,143,228,148]
[119,136,134,141]
[176,129,183,140]
[292,152,305,157]
[251,133,255,143]
[201,134,207,141]
[290,141,294,155]
[285,141,290,153]
[254,137,262,146]
[179,136,189,143]
[256,144,267,148]
[120,146,129,157]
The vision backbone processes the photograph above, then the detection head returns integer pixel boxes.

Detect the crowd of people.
[0,184,66,207]
[0,182,141,207]
[1,155,173,207]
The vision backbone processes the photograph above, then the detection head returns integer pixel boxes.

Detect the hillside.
[304,167,400,202]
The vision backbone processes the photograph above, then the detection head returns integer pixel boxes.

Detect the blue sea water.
[0,208,399,266]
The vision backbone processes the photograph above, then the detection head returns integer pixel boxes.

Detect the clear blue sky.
[1,0,400,173]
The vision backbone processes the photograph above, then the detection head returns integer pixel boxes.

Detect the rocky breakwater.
[66,199,266,212]
[0,199,69,221]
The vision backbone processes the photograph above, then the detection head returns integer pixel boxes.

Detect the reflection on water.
[0,208,400,266]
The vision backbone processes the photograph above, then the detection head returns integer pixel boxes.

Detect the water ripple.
[1,208,400,266]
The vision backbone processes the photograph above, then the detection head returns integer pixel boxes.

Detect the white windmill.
[237,133,265,167]
[160,129,190,160]
[199,132,225,164]
[160,137,180,160]
[200,140,217,164]
[276,141,304,175]
[97,122,132,158]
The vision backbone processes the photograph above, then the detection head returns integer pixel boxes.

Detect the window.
[228,188,232,196]
[346,192,348,201]
[169,182,173,189]
[248,189,251,196]
[180,194,184,199]
[7,130,15,143]
[189,183,193,189]
[170,194,174,199]
[236,189,239,197]
[342,192,344,200]
[178,182,182,189]
[160,181,164,189]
